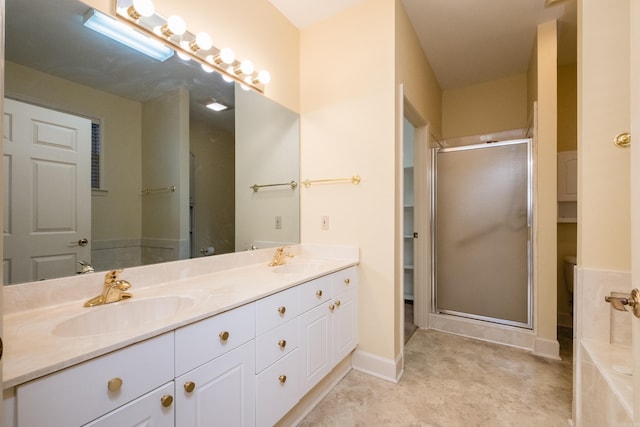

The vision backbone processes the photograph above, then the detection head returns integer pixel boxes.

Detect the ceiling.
[268,0,577,90]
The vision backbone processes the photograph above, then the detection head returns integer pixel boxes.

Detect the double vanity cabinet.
[6,264,358,426]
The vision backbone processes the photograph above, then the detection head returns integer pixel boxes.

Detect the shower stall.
[432,139,532,329]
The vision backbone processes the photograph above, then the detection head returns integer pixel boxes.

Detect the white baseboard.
[351,349,403,383]
[534,337,561,360]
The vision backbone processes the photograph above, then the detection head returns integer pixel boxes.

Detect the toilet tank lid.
[564,255,576,264]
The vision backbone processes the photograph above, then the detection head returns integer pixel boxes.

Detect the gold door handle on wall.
[613,132,631,147]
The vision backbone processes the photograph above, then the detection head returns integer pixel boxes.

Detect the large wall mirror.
[3,0,300,285]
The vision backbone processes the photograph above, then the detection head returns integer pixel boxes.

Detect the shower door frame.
[430,139,533,329]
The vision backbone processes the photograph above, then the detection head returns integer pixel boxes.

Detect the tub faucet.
[268,247,294,266]
[84,270,133,307]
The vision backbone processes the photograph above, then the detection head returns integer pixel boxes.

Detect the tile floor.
[299,327,573,426]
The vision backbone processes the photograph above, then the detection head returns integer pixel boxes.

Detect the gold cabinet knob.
[329,304,335,312]
[107,377,123,392]
[344,278,350,285]
[335,300,341,307]
[277,306,286,315]
[184,381,196,393]
[614,132,631,147]
[316,290,323,297]
[279,375,287,383]
[278,339,287,349]
[219,331,230,341]
[160,394,173,408]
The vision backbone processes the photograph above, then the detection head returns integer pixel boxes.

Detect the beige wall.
[235,86,300,251]
[394,0,442,359]
[141,87,189,250]
[533,20,559,353]
[442,74,528,139]
[5,62,143,242]
[578,0,631,271]
[300,0,397,365]
[190,116,235,256]
[557,63,577,325]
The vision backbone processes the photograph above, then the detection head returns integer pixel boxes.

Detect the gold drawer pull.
[278,339,287,349]
[316,290,323,297]
[219,331,230,341]
[107,377,123,392]
[335,300,341,307]
[279,375,287,383]
[344,278,350,285]
[161,394,173,408]
[184,381,196,393]
[277,306,286,315]
[329,304,335,312]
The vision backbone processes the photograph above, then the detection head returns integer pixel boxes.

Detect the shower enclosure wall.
[432,139,532,329]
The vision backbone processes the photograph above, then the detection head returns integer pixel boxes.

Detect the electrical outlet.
[321,215,329,230]
[275,216,282,229]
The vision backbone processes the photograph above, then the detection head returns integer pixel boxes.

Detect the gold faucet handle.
[104,269,124,284]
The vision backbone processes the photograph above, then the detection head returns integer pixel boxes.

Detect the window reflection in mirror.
[3,0,300,285]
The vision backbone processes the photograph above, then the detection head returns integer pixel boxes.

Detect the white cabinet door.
[332,287,358,364]
[255,348,301,427]
[299,301,332,394]
[84,382,174,427]
[175,341,255,427]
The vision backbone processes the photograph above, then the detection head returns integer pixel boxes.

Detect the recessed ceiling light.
[205,100,228,112]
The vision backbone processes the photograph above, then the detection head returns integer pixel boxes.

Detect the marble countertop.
[3,244,359,389]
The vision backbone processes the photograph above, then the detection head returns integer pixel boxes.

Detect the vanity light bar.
[114,0,269,93]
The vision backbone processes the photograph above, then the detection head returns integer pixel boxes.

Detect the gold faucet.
[268,247,294,266]
[84,270,133,307]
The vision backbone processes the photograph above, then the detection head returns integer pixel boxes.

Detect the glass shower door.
[433,139,532,328]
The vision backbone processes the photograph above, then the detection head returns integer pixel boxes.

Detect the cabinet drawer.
[255,318,299,373]
[255,348,301,427]
[85,381,174,427]
[17,333,174,427]
[175,303,255,376]
[298,275,332,313]
[256,286,299,335]
[332,266,358,297]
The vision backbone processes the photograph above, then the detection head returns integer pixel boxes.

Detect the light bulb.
[201,63,214,73]
[128,0,154,20]
[240,59,254,75]
[257,70,271,84]
[190,32,212,52]
[218,48,235,65]
[177,50,191,61]
[240,83,250,91]
[222,66,234,83]
[165,15,186,36]
[244,76,253,86]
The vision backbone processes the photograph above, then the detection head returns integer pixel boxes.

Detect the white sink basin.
[52,295,195,337]
[271,262,324,275]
